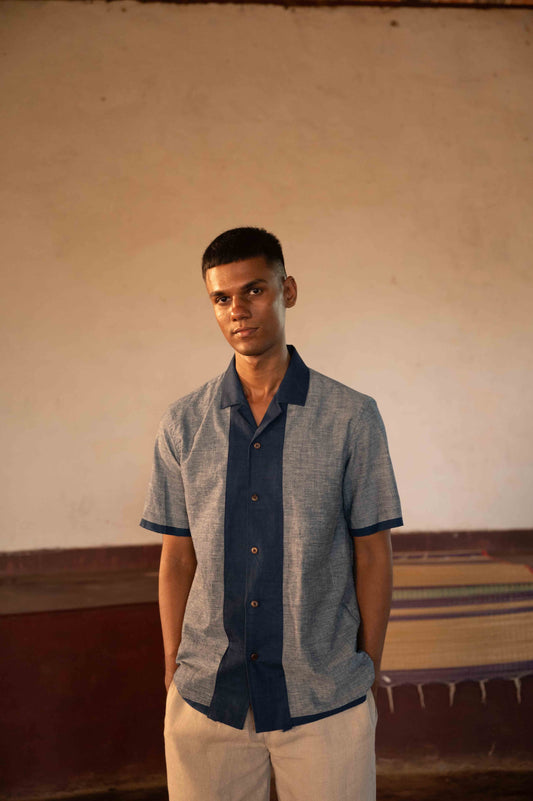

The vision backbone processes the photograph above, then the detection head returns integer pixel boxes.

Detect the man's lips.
[232,327,257,336]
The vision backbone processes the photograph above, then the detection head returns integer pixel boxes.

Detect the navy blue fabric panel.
[220,345,309,411]
[245,401,291,733]
[276,345,309,406]
[139,519,191,536]
[206,642,249,728]
[220,357,247,408]
[207,406,253,728]
[208,394,291,732]
[289,694,367,727]
[351,516,404,537]
[182,695,209,716]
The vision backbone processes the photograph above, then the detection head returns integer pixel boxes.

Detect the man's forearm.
[353,529,393,694]
[159,535,197,690]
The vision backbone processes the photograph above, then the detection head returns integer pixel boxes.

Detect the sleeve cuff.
[139,519,191,536]
[350,517,403,537]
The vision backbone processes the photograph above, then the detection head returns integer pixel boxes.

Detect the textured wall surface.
[1,2,532,550]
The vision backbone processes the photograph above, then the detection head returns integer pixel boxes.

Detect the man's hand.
[165,668,176,693]
[353,529,393,699]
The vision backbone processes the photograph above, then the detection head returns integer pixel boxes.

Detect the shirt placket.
[246,434,264,666]
[242,405,291,732]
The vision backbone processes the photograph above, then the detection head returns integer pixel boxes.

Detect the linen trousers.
[164,683,377,801]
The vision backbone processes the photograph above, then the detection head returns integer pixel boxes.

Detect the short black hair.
[201,227,286,280]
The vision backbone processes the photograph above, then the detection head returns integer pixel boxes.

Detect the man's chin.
[231,339,273,359]
[233,344,266,358]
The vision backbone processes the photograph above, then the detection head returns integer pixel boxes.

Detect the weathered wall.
[1,2,532,551]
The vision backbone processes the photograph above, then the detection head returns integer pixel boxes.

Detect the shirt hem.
[180,693,368,731]
[139,519,191,536]
[351,516,403,537]
[289,694,367,727]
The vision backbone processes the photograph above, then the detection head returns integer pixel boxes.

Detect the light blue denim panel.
[142,373,231,706]
[281,370,400,716]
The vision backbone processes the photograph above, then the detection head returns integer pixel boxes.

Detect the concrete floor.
[377,770,533,800]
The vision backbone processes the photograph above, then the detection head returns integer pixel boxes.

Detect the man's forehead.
[205,257,275,294]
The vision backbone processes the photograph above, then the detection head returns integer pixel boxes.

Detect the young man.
[140,227,403,801]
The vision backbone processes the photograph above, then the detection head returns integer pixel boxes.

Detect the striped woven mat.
[381,550,533,696]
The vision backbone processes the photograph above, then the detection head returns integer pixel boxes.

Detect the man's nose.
[230,297,249,319]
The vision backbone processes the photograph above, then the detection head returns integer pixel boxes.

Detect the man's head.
[201,227,286,281]
[202,227,296,360]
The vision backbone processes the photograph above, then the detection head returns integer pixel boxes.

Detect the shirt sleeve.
[344,397,403,537]
[139,410,191,536]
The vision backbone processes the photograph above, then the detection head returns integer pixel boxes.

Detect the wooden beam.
[39,0,533,8]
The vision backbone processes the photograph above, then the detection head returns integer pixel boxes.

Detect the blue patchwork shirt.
[140,346,403,732]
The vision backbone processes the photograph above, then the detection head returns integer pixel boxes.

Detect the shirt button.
[251,494,259,502]
[250,652,259,661]
[251,547,258,554]
[250,600,259,608]
[253,442,261,449]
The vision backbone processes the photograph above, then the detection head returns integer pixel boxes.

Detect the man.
[140,227,403,801]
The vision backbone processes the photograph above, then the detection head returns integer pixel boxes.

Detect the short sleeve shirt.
[140,346,403,732]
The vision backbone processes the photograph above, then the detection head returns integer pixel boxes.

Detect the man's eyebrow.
[209,279,268,298]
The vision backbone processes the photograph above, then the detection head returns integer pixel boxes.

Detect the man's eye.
[249,288,262,295]
[215,296,229,304]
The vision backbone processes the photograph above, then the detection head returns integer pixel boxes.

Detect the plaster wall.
[1,2,532,550]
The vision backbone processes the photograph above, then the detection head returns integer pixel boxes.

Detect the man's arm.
[159,533,197,691]
[353,529,393,699]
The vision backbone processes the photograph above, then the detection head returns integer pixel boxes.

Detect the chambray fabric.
[140,347,402,732]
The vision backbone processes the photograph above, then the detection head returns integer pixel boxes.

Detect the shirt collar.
[220,345,310,409]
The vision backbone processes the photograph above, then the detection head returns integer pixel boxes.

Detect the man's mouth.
[232,327,257,336]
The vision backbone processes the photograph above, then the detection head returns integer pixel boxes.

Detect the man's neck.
[235,344,290,404]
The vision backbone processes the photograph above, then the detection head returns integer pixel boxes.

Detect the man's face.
[205,257,297,358]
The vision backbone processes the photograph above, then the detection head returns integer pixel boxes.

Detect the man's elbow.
[354,529,392,570]
[160,537,197,577]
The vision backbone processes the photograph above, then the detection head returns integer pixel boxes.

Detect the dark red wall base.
[1,532,532,799]
[2,602,532,799]
[1,604,166,798]
[376,677,532,762]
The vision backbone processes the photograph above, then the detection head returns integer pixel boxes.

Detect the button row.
[248,443,262,668]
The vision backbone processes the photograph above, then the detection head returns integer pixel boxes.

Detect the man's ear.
[283,276,297,308]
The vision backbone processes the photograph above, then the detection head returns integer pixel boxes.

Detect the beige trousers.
[164,683,377,801]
